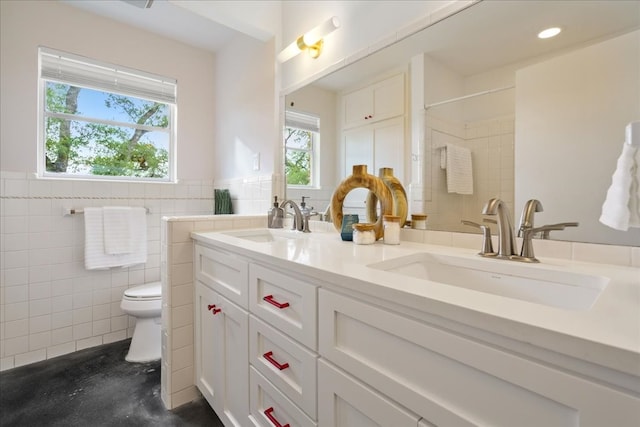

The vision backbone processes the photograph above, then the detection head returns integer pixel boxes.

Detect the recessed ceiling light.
[538,27,562,39]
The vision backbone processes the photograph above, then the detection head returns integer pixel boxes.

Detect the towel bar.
[64,207,150,216]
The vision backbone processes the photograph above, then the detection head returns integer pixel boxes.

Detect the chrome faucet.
[461,220,495,256]
[279,199,304,232]
[299,196,317,233]
[481,198,517,259]
[519,222,579,262]
[518,199,543,237]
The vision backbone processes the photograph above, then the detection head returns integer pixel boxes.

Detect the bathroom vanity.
[191,228,639,427]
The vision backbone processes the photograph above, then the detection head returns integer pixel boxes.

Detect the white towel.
[599,143,640,231]
[104,207,133,254]
[84,207,147,270]
[443,143,474,195]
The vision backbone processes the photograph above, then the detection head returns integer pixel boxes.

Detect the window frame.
[37,47,177,182]
[284,110,320,188]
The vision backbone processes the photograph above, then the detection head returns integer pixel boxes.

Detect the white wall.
[0,0,216,180]
[213,33,276,180]
[516,30,640,246]
[0,0,219,370]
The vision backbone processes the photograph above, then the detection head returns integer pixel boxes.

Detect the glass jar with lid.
[383,215,401,245]
[352,223,376,245]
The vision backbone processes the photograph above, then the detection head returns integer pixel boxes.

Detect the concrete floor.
[0,339,223,427]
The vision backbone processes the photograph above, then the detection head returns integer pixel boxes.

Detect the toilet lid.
[124,282,161,299]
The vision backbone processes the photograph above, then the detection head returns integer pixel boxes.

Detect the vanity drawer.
[317,359,420,427]
[195,244,249,309]
[249,367,316,427]
[250,315,317,419]
[249,264,317,350]
[318,288,623,427]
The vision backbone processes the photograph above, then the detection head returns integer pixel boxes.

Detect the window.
[38,47,176,181]
[284,110,320,187]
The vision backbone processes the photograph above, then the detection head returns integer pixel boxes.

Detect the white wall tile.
[4,285,28,304]
[76,336,102,351]
[14,349,46,367]
[572,242,632,266]
[171,345,193,371]
[47,341,76,359]
[51,311,73,329]
[4,319,29,339]
[29,331,51,351]
[29,315,51,334]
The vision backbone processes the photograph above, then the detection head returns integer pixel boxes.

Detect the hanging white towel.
[444,143,474,195]
[84,207,147,270]
[599,143,640,231]
[104,207,133,254]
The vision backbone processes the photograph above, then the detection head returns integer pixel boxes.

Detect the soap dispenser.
[268,196,284,229]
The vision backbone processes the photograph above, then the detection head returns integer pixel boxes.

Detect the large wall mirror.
[284,0,639,246]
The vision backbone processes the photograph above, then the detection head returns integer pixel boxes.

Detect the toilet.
[120,282,162,362]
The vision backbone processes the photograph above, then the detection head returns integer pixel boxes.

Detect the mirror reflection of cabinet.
[343,73,405,129]
[340,74,406,218]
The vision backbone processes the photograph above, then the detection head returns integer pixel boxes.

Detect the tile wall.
[214,174,278,216]
[0,170,217,371]
[420,114,515,232]
[161,214,266,409]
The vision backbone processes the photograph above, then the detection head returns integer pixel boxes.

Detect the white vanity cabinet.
[192,234,639,427]
[342,73,405,129]
[318,288,640,427]
[194,243,250,427]
[248,263,319,427]
[317,359,421,427]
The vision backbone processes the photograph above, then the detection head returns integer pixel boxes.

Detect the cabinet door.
[212,292,250,427]
[342,117,405,214]
[317,359,420,427]
[344,86,374,127]
[373,116,404,180]
[343,73,405,128]
[195,281,219,406]
[343,126,374,215]
[195,281,249,427]
[195,243,249,309]
[372,73,405,123]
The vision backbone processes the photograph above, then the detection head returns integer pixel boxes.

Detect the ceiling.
[62,0,639,91]
[60,0,240,53]
[313,0,640,91]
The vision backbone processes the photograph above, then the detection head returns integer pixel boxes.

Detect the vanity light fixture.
[538,27,562,39]
[278,16,340,63]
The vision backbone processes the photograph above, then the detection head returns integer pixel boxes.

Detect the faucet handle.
[461,220,495,256]
[538,222,579,239]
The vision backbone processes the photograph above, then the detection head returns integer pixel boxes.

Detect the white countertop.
[191,228,640,378]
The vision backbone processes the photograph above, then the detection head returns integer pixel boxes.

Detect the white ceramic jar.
[352,223,376,245]
[383,215,401,245]
[411,213,428,230]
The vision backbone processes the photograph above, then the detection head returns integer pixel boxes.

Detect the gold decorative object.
[331,165,392,240]
[366,167,408,227]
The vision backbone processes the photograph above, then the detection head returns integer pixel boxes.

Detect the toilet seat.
[123,282,161,300]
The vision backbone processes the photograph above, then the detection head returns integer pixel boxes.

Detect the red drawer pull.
[264,407,289,427]
[263,295,290,309]
[263,351,289,371]
[207,304,221,315]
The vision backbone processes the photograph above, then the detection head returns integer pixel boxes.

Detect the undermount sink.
[369,252,609,310]
[220,228,306,243]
